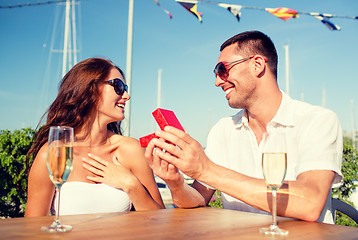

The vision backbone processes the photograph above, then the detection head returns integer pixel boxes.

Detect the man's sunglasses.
[104,78,128,96]
[213,56,254,80]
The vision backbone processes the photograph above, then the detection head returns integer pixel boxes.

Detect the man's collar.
[233,91,295,129]
[232,110,247,128]
[269,91,295,127]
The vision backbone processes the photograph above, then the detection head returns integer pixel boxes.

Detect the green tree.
[333,141,358,198]
[0,128,34,218]
[208,190,223,208]
[332,140,358,226]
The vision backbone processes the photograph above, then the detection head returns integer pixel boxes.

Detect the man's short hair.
[220,31,278,78]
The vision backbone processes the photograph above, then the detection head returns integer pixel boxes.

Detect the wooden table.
[1,207,358,239]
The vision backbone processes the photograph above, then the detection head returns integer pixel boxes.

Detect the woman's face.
[97,68,130,124]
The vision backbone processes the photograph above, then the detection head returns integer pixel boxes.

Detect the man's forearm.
[198,163,334,221]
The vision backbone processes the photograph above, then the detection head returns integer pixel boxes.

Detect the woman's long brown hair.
[26,58,125,171]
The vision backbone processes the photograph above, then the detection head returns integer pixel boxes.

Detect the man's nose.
[215,75,225,87]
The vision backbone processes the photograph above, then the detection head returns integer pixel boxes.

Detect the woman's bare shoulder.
[33,142,49,164]
[109,133,142,151]
[109,133,145,167]
[28,142,51,182]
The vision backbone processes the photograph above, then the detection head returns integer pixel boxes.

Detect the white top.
[52,182,132,215]
[204,92,343,224]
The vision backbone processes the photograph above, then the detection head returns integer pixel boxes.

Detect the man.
[145,31,343,223]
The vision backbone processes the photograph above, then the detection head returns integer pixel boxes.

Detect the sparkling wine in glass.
[259,131,289,236]
[41,126,74,232]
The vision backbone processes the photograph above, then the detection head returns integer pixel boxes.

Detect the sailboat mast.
[71,0,77,64]
[284,45,289,96]
[351,99,356,148]
[124,0,134,137]
[61,0,77,77]
[62,0,71,77]
[157,69,162,109]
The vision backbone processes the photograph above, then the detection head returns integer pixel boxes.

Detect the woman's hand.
[82,153,138,192]
[146,140,185,190]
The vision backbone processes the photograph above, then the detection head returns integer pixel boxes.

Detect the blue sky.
[1,0,357,146]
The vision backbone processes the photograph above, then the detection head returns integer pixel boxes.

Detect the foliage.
[333,141,358,198]
[332,140,358,226]
[334,200,358,227]
[208,190,223,208]
[0,128,34,218]
[343,136,354,146]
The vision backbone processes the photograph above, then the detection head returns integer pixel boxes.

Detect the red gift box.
[152,108,184,131]
[139,133,158,148]
[139,108,184,148]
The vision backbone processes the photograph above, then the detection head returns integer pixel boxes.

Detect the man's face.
[215,44,255,109]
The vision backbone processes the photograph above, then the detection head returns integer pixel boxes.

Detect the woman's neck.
[75,121,110,147]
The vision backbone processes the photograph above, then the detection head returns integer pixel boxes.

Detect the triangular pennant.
[153,0,173,19]
[266,7,299,21]
[313,15,341,31]
[218,3,242,22]
[176,0,203,23]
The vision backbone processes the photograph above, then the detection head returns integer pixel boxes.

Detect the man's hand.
[145,126,211,182]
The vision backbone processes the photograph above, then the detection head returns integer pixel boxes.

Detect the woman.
[25,58,164,217]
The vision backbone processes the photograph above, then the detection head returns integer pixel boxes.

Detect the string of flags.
[153,0,173,19]
[0,0,69,8]
[153,0,358,31]
[3,1,354,31]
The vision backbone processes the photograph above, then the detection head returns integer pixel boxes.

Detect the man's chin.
[228,101,241,109]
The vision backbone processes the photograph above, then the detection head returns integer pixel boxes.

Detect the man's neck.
[246,89,282,144]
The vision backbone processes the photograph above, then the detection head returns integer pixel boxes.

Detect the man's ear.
[252,55,267,78]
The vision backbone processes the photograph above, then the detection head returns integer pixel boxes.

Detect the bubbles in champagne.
[262,153,287,189]
[47,145,73,187]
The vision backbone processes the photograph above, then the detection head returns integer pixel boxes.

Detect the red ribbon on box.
[139,108,184,147]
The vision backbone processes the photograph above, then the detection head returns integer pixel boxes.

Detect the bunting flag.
[153,0,173,19]
[218,3,242,22]
[312,14,341,31]
[176,0,203,23]
[153,0,357,31]
[265,7,299,21]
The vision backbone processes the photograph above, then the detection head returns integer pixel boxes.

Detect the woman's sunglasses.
[213,56,254,80]
[104,78,128,96]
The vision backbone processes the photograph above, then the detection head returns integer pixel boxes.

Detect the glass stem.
[272,189,278,227]
[55,186,61,224]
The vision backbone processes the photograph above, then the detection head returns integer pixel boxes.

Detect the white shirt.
[52,182,132,215]
[204,92,343,223]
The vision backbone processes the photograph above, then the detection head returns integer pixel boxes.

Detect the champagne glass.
[41,126,74,232]
[259,131,289,236]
